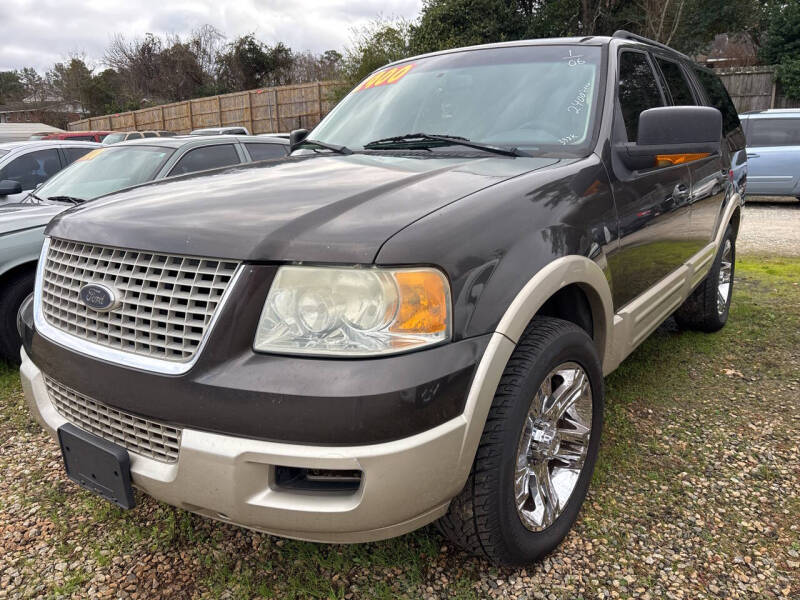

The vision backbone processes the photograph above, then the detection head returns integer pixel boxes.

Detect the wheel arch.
[453,255,614,486]
[0,259,38,293]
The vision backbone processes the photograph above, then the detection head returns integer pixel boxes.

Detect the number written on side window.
[169,144,240,176]
[245,143,287,161]
[617,52,665,142]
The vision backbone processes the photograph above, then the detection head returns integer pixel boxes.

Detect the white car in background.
[190,126,250,135]
[0,141,99,204]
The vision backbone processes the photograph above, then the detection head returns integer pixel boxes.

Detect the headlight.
[254,266,451,356]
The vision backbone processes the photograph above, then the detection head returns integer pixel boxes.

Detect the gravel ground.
[0,258,798,599]
[739,196,800,256]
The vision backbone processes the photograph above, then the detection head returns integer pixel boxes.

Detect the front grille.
[45,376,181,463]
[41,238,239,362]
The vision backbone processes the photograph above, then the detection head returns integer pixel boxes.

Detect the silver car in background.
[0,141,99,204]
[0,134,289,363]
[740,109,800,201]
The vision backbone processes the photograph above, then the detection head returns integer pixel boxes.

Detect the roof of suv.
[380,31,690,72]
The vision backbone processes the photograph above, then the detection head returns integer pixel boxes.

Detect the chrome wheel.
[514,362,592,532]
[717,239,733,316]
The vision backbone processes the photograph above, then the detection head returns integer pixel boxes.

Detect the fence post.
[159,106,165,130]
[317,82,323,123]
[217,96,223,126]
[186,100,193,133]
[132,110,138,132]
[273,89,279,132]
[771,78,777,109]
[245,92,254,134]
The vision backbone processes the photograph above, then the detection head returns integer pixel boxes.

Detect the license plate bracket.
[58,423,135,509]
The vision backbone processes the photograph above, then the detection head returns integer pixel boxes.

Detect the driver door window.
[0,149,62,190]
[617,51,665,142]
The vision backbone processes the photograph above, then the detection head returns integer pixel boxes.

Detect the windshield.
[312,45,603,153]
[35,146,174,201]
[102,133,126,145]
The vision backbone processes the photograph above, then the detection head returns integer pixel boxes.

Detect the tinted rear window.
[68,135,96,141]
[693,68,740,135]
[656,58,696,106]
[169,144,240,176]
[62,147,94,165]
[746,118,800,146]
[245,143,287,161]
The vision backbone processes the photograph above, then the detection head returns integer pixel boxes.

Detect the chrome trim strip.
[33,237,245,375]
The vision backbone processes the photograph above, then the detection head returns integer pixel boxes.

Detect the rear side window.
[693,68,741,136]
[127,132,143,140]
[746,118,800,147]
[169,144,240,176]
[245,143,287,161]
[617,51,665,141]
[0,149,61,189]
[62,147,94,165]
[142,131,158,138]
[656,58,696,106]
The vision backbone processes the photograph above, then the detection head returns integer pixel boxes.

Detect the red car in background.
[38,131,112,143]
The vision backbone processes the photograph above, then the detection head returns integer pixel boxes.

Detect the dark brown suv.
[19,31,745,566]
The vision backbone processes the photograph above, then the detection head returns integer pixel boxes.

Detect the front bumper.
[21,346,472,542]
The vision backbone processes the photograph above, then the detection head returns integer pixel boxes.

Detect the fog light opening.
[274,466,362,493]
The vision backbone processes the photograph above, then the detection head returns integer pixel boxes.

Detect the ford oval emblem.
[79,283,120,312]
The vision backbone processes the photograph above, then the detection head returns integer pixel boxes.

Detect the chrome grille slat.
[41,238,239,362]
[45,376,181,463]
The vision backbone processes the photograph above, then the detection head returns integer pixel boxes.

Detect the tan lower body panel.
[21,347,472,542]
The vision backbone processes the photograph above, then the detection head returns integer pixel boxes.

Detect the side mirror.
[0,179,23,196]
[289,128,309,151]
[619,106,722,170]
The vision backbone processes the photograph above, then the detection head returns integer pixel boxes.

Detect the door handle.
[746,153,759,158]
[673,183,690,201]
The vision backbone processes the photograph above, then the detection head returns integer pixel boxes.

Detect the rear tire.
[0,268,35,364]
[674,224,735,332]
[437,316,603,566]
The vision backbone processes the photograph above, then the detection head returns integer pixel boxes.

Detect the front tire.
[675,224,736,332]
[0,268,35,364]
[437,317,603,566]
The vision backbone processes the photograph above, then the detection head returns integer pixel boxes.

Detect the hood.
[48,153,560,263]
[0,202,67,236]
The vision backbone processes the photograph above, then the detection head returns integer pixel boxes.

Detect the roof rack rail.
[611,30,690,60]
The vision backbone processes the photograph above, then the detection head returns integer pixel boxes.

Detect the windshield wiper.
[23,192,43,204]
[363,133,526,157]
[297,139,352,155]
[47,195,85,205]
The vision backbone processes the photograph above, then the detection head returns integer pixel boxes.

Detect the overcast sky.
[0,0,424,72]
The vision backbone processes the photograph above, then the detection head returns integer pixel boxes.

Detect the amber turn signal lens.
[391,271,449,334]
[654,152,710,167]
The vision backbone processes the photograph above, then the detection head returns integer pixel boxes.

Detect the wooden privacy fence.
[69,81,347,134]
[716,66,800,113]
